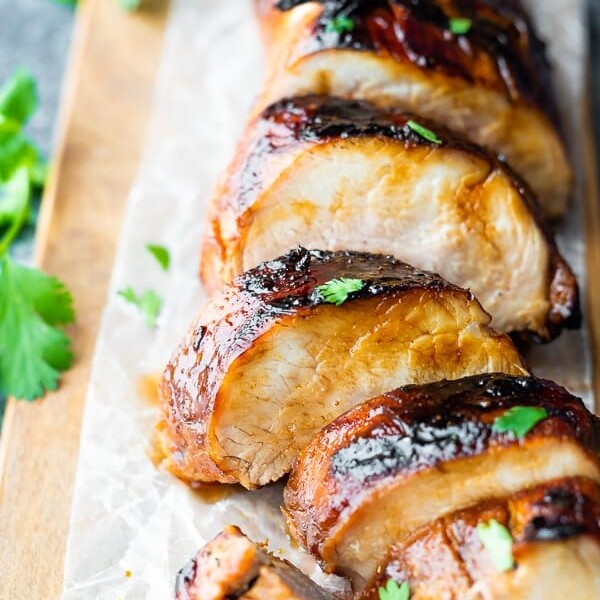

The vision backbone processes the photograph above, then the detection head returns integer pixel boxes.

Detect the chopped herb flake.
[492,406,548,438]
[146,243,170,271]
[477,519,514,571]
[406,120,442,144]
[317,277,365,306]
[325,15,355,35]
[118,287,162,328]
[449,17,473,35]
[378,579,410,600]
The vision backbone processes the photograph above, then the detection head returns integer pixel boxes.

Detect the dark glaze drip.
[275,0,558,123]
[330,374,600,483]
[174,556,197,600]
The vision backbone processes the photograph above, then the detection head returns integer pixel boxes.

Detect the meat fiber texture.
[61,0,591,598]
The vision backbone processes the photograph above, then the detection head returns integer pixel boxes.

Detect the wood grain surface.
[0,1,598,599]
[0,1,168,597]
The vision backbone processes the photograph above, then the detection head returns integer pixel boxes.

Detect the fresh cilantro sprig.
[477,519,514,571]
[118,244,169,328]
[378,579,410,600]
[406,120,442,145]
[0,70,76,402]
[317,277,365,306]
[492,406,548,438]
[449,17,473,35]
[325,16,355,35]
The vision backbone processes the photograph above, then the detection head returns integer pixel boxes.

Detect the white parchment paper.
[62,1,592,598]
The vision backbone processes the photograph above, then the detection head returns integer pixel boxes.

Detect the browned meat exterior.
[283,374,600,588]
[175,525,336,600]
[159,249,526,489]
[360,478,600,600]
[254,0,571,218]
[201,95,579,340]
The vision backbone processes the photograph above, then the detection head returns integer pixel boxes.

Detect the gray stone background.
[0,1,598,422]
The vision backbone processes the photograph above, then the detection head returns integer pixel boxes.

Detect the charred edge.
[330,374,600,482]
[274,0,560,125]
[174,556,198,600]
[236,247,458,312]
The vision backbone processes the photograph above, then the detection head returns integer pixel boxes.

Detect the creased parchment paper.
[62,1,592,598]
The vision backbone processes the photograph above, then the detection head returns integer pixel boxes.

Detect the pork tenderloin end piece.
[253,0,571,218]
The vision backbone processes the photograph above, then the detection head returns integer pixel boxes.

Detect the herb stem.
[0,194,29,257]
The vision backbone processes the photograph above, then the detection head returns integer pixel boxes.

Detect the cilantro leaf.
[146,243,170,271]
[118,287,162,328]
[378,579,410,600]
[0,167,30,232]
[0,129,40,183]
[492,406,548,438]
[325,16,355,34]
[120,0,141,11]
[0,68,38,126]
[449,17,472,35]
[477,519,514,571]
[0,255,75,401]
[317,277,365,306]
[406,120,442,145]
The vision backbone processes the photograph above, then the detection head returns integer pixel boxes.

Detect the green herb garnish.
[449,17,472,35]
[0,70,75,402]
[477,519,514,571]
[146,243,170,271]
[119,0,141,11]
[492,406,548,438]
[325,15,355,35]
[118,287,162,328]
[317,277,365,306]
[406,120,442,145]
[378,579,410,600]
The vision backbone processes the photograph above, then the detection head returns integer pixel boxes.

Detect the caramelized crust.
[361,478,600,600]
[159,249,526,489]
[201,95,579,339]
[283,374,600,587]
[254,0,571,217]
[175,525,336,600]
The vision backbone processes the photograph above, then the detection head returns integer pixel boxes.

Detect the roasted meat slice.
[254,0,571,218]
[360,478,600,600]
[284,374,600,588]
[201,95,579,340]
[175,525,336,600]
[159,249,526,489]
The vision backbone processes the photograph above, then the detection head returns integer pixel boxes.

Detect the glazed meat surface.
[202,95,579,340]
[159,249,526,489]
[360,478,600,600]
[254,0,571,218]
[284,374,600,588]
[175,525,336,600]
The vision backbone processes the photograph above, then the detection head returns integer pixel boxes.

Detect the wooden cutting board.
[0,1,168,597]
[0,1,598,599]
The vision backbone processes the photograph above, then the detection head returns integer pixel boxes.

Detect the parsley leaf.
[378,579,410,600]
[325,16,355,34]
[492,406,548,438]
[118,287,162,328]
[449,17,473,35]
[406,120,442,145]
[477,519,514,571]
[0,68,38,126]
[146,243,170,271]
[317,277,365,306]
[0,167,29,233]
[0,255,75,401]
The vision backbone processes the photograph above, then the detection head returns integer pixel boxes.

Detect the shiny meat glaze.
[283,374,600,587]
[360,478,600,600]
[254,0,571,217]
[175,525,336,600]
[201,95,579,340]
[159,249,526,489]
